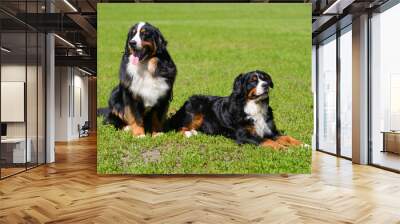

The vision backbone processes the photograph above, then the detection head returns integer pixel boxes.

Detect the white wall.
[55,66,69,141]
[54,67,89,141]
[70,72,89,139]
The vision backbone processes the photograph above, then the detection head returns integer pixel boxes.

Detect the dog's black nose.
[129,40,137,48]
[262,83,269,89]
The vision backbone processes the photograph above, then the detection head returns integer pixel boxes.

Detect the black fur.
[99,22,177,133]
[168,70,280,145]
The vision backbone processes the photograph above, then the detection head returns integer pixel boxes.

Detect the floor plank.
[0,135,399,223]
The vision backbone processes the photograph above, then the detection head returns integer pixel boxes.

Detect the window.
[0,1,47,179]
[317,35,337,154]
[370,3,400,171]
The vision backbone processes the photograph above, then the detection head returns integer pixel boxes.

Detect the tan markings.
[275,136,292,146]
[247,87,257,99]
[151,112,164,136]
[152,40,157,56]
[187,114,204,130]
[260,139,286,150]
[142,40,153,47]
[147,57,158,74]
[112,109,124,120]
[246,125,256,135]
[276,135,302,146]
[123,106,145,136]
[178,114,204,136]
[142,40,156,56]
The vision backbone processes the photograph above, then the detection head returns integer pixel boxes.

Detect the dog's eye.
[140,30,150,36]
[259,75,267,81]
[250,76,258,82]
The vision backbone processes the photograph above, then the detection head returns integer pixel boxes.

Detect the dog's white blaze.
[132,22,145,49]
[126,57,169,108]
[244,100,271,137]
[255,79,267,96]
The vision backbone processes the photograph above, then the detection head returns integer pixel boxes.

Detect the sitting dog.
[168,70,301,149]
[100,22,177,137]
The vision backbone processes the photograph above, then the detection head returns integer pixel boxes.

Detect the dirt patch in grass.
[142,149,161,164]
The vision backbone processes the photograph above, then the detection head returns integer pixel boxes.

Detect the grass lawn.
[97,3,312,174]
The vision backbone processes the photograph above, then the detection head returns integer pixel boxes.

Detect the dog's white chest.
[126,62,169,108]
[244,100,271,137]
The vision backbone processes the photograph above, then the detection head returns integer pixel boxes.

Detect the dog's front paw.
[275,136,302,147]
[152,132,164,137]
[123,126,131,132]
[260,139,286,150]
[184,131,193,138]
[182,129,198,138]
[126,126,146,138]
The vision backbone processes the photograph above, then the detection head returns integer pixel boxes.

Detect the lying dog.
[169,70,301,149]
[100,22,177,137]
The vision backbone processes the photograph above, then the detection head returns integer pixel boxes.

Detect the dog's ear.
[124,26,135,55]
[155,28,168,54]
[124,32,131,55]
[232,73,244,96]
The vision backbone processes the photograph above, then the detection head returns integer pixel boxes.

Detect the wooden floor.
[372,151,400,171]
[1,167,26,178]
[1,135,400,223]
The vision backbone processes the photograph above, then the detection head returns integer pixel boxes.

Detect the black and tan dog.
[99,22,177,137]
[168,70,301,149]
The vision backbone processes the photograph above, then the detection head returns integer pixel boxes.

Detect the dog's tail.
[164,95,208,132]
[97,107,111,117]
[97,107,126,129]
[164,101,190,132]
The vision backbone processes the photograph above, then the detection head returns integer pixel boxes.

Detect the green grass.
[97,3,312,174]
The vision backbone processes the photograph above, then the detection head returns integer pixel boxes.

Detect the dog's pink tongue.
[130,55,139,65]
